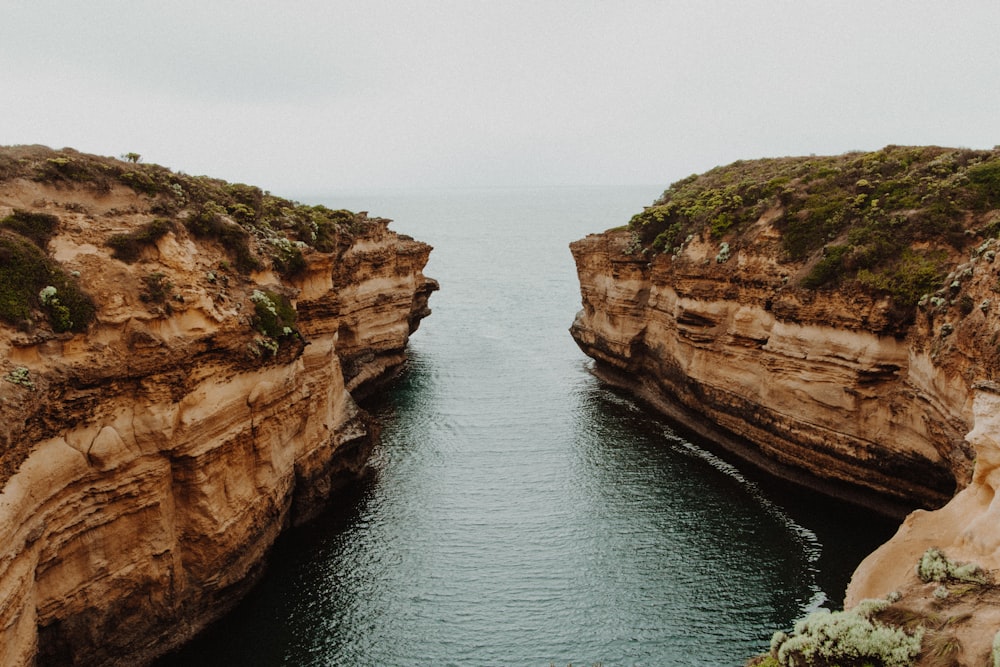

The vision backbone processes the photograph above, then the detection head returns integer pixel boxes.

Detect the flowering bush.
[770,599,922,667]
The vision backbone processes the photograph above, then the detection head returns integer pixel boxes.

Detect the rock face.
[843,384,1000,661]
[0,148,437,665]
[570,229,972,513]
[570,146,1000,662]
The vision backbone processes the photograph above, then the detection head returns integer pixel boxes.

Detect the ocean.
[157,186,896,666]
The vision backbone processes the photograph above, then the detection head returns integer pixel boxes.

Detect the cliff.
[570,146,1000,662]
[0,146,437,665]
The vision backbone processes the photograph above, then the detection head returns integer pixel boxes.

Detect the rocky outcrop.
[570,146,1000,663]
[842,384,1000,662]
[0,148,436,665]
[571,228,975,513]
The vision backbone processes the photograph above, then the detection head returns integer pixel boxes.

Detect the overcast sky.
[2,1,998,195]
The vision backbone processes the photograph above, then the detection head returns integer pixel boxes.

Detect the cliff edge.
[0,146,437,665]
[570,146,1000,662]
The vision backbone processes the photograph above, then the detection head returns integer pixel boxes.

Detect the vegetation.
[916,548,991,586]
[755,550,998,667]
[769,599,923,667]
[107,218,174,262]
[628,145,1000,315]
[140,272,172,304]
[250,289,297,341]
[0,145,374,281]
[184,202,261,272]
[0,231,95,332]
[1,210,60,247]
[3,366,34,390]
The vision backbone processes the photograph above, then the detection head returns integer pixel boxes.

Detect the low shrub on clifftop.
[629,145,1000,314]
[0,145,376,279]
[185,202,261,273]
[768,599,923,667]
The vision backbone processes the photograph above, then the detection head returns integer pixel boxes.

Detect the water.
[158,186,897,666]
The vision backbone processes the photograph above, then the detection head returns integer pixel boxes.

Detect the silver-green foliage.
[771,599,923,667]
[3,366,34,390]
[992,629,1000,667]
[916,547,990,584]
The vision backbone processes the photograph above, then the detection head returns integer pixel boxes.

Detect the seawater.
[158,186,897,666]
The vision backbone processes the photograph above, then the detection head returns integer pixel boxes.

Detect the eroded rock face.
[0,178,436,665]
[841,385,1000,663]
[570,229,977,512]
[570,204,1000,660]
[576,212,1000,516]
[847,385,1000,603]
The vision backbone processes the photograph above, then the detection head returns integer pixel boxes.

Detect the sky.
[2,1,998,196]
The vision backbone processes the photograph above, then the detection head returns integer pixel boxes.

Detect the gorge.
[4,143,1000,665]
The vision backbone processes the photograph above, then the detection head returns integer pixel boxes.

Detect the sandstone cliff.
[570,146,1000,662]
[0,146,436,665]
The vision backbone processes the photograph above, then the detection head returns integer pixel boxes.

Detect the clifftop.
[626,145,1000,332]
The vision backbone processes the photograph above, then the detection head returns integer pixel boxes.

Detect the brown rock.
[570,230,970,512]
[0,152,436,665]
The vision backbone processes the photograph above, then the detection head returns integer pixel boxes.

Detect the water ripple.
[158,187,896,667]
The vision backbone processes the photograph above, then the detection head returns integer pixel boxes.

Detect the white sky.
[2,1,998,195]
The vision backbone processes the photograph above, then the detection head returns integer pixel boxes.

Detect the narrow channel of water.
[159,186,897,666]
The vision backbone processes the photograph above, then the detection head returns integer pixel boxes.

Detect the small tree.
[122,152,141,164]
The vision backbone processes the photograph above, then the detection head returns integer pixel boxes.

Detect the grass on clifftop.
[0,145,382,334]
[629,145,1000,314]
[0,145,370,278]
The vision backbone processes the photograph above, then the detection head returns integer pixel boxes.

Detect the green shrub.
[185,202,260,272]
[140,272,172,304]
[0,232,94,331]
[31,151,119,191]
[106,218,174,262]
[250,289,297,340]
[281,205,355,252]
[225,183,263,221]
[1,210,59,247]
[269,237,307,277]
[801,245,851,289]
[39,285,73,332]
[967,159,1000,209]
[119,170,161,195]
[854,248,947,310]
[3,366,35,390]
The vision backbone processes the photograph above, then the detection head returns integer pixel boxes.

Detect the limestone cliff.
[0,146,437,665]
[571,146,1000,659]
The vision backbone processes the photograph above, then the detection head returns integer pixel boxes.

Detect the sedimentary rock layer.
[571,229,979,512]
[0,155,436,665]
[571,147,1000,663]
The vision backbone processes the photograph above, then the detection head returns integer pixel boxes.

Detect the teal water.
[158,187,897,666]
